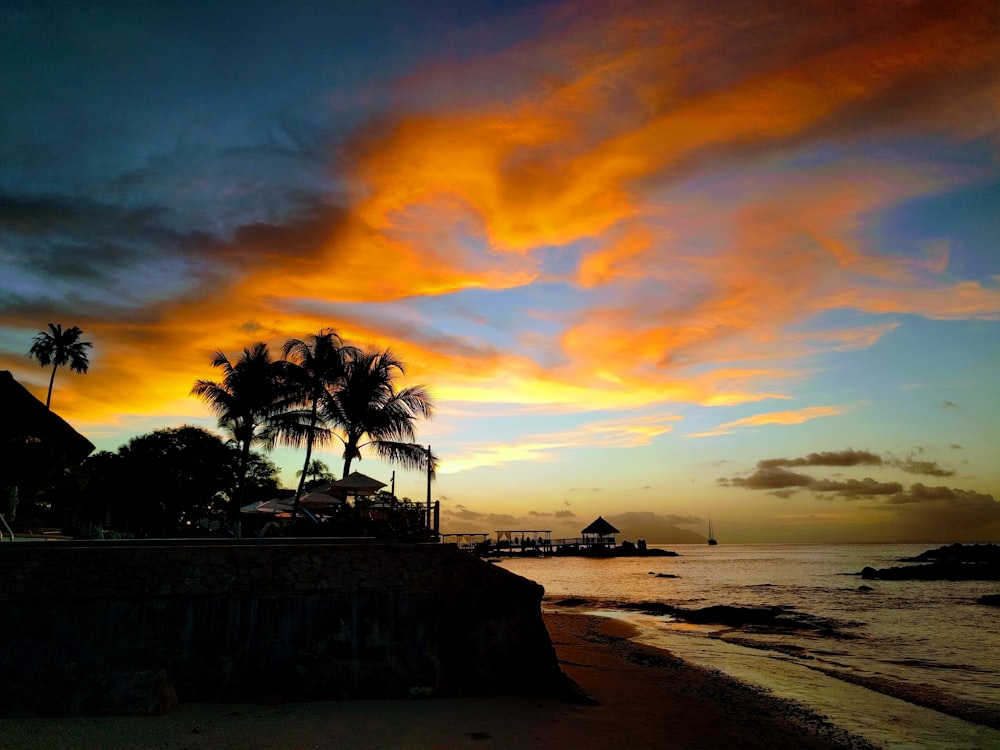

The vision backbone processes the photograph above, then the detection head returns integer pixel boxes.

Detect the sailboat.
[707,516,718,546]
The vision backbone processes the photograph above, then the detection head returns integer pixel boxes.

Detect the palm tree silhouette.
[281,329,358,520]
[295,459,333,484]
[326,348,436,479]
[26,323,93,409]
[191,342,287,536]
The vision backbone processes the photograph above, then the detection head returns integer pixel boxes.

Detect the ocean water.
[497,543,1000,750]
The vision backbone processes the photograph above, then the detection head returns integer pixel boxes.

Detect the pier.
[441,517,676,558]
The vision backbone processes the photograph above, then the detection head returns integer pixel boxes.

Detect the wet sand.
[4,612,876,749]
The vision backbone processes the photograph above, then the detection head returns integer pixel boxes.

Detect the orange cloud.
[687,404,853,438]
[440,413,682,474]
[12,0,999,451]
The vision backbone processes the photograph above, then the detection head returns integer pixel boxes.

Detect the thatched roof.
[0,370,95,463]
[581,516,620,535]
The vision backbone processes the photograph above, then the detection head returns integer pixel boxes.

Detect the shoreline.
[4,611,876,750]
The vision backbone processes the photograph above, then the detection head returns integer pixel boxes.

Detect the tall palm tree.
[280,328,358,519]
[325,348,436,479]
[191,342,287,535]
[26,323,93,409]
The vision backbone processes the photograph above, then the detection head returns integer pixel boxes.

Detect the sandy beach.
[3,611,877,750]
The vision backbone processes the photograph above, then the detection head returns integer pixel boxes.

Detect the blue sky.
[2,0,999,542]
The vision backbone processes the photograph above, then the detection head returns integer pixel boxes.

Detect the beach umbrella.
[323,471,387,496]
[240,498,294,514]
[298,491,345,507]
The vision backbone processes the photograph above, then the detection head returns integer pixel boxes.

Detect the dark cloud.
[528,509,577,518]
[607,511,702,527]
[888,484,995,505]
[749,447,954,479]
[890,458,954,477]
[885,484,1000,540]
[0,193,189,274]
[720,445,956,500]
[811,478,902,498]
[723,469,902,499]
[440,504,520,528]
[758,449,883,469]
[443,504,486,521]
[720,466,814,489]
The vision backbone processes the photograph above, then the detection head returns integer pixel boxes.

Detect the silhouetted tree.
[296,459,335,488]
[113,426,239,536]
[242,452,283,505]
[26,323,92,409]
[324,348,436,478]
[280,329,357,519]
[191,343,287,535]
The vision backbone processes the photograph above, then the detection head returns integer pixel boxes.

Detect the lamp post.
[425,444,432,529]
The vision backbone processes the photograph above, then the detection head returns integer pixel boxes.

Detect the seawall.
[0,540,562,716]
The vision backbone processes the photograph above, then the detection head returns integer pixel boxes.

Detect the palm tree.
[295,459,333,485]
[280,329,358,520]
[26,323,93,409]
[325,348,436,479]
[191,342,287,535]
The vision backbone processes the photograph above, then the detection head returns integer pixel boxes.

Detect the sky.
[2,0,999,543]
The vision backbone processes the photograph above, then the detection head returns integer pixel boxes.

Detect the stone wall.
[0,540,562,716]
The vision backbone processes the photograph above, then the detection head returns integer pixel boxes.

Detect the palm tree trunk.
[342,438,357,479]
[233,439,251,538]
[45,363,59,409]
[292,404,319,524]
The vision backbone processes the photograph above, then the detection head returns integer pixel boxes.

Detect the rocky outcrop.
[899,543,1000,563]
[0,540,563,716]
[860,562,1000,580]
[856,544,1000,580]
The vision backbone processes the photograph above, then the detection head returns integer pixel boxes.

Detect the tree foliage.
[26,323,93,409]
[40,426,281,538]
[324,347,436,477]
[191,343,288,530]
[279,328,357,517]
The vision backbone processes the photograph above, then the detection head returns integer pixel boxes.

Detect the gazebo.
[581,516,619,548]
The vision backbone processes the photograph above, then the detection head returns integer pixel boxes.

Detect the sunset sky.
[3,1,999,543]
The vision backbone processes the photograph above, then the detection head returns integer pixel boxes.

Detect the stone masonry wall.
[0,540,562,716]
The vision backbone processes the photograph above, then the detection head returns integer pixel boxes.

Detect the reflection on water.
[498,543,1000,749]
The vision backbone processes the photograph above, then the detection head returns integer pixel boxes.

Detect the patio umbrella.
[326,471,387,496]
[298,491,345,507]
[240,498,294,514]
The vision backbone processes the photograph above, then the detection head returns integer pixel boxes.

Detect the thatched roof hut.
[581,515,620,547]
[1,371,95,511]
[0,370,95,462]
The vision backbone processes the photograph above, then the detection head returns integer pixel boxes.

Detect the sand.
[3,611,877,749]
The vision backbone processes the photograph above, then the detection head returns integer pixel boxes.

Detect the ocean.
[496,543,1000,750]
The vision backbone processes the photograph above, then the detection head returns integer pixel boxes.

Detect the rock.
[860,561,1000,581]
[858,585,873,591]
[977,594,1000,607]
[899,543,1000,564]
